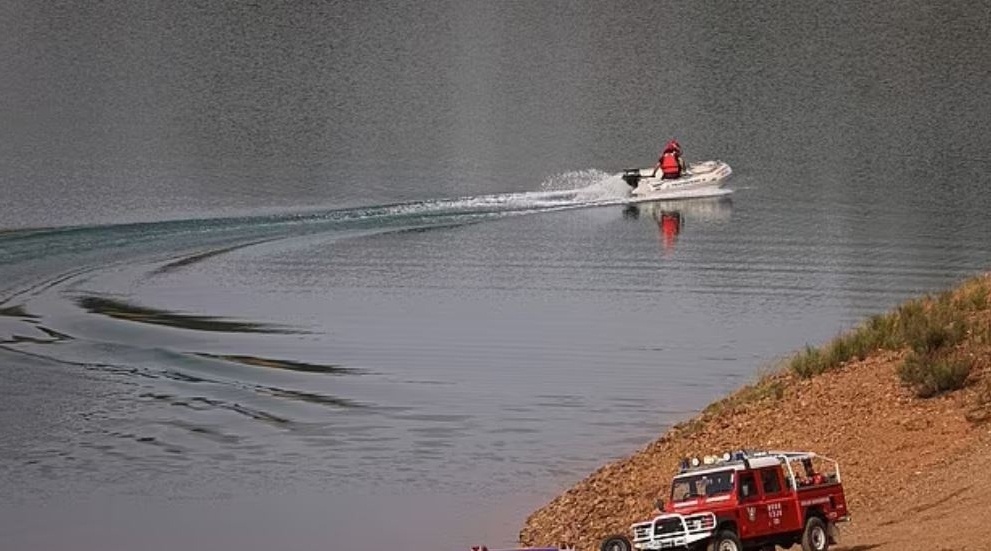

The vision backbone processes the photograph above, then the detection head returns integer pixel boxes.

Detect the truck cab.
[601,450,849,551]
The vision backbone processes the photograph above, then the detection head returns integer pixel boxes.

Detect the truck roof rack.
[677,450,833,474]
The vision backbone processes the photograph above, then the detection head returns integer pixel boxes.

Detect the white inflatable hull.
[623,160,732,198]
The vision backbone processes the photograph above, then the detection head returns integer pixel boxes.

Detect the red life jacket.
[660,151,681,178]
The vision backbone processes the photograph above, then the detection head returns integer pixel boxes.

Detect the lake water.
[1,2,990,550]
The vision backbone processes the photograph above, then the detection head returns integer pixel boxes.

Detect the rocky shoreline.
[519,275,991,551]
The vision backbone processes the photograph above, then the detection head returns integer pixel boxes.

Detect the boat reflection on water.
[623,196,734,256]
[656,210,683,253]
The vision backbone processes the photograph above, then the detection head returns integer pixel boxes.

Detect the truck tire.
[600,534,632,551]
[707,529,742,551]
[801,516,829,551]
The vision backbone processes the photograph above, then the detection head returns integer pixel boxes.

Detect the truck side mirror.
[654,498,665,512]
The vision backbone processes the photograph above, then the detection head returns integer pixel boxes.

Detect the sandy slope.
[519,343,991,551]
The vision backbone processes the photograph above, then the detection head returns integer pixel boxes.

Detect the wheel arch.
[802,506,827,524]
[715,518,739,535]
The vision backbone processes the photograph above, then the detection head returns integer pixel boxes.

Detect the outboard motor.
[622,168,642,188]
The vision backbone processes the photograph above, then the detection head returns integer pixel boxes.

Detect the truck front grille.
[654,518,684,536]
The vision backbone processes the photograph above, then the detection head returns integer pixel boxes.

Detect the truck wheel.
[706,529,742,551]
[801,516,829,551]
[600,534,632,551]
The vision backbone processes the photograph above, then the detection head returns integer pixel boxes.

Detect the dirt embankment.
[519,277,991,551]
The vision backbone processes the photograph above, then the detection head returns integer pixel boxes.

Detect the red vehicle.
[601,450,849,551]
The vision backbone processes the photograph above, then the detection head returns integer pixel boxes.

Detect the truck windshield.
[671,470,734,502]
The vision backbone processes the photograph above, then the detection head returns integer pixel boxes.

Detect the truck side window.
[738,473,757,501]
[760,468,783,495]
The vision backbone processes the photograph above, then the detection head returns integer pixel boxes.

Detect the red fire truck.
[601,450,850,551]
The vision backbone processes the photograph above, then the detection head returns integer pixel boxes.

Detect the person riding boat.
[653,139,686,179]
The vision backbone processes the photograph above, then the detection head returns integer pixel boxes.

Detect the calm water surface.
[1,2,990,550]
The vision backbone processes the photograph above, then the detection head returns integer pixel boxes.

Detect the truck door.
[736,472,761,540]
[758,467,801,534]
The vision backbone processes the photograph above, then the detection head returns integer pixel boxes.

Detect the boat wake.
[310,168,730,226]
[0,169,732,296]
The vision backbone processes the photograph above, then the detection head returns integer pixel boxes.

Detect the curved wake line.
[0,169,731,246]
[0,169,732,302]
